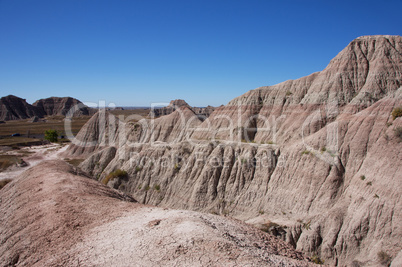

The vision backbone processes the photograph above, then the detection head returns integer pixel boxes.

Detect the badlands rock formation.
[0,95,92,121]
[0,160,315,266]
[150,99,216,119]
[33,96,93,117]
[0,95,45,121]
[66,35,402,266]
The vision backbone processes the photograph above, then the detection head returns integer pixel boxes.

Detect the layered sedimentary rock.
[33,96,92,116]
[150,99,215,119]
[0,95,93,121]
[0,95,45,121]
[67,35,402,266]
[0,160,315,266]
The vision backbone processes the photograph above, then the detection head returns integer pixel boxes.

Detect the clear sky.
[0,0,401,107]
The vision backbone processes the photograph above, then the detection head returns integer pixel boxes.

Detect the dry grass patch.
[0,155,20,171]
[0,179,12,190]
[102,169,128,185]
[65,158,85,167]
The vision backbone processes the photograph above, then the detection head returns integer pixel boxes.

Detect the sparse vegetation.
[0,116,91,139]
[367,181,372,186]
[286,91,293,96]
[386,122,392,127]
[301,150,311,155]
[377,250,391,266]
[258,210,264,215]
[360,175,366,181]
[0,179,12,190]
[267,140,274,144]
[102,169,127,185]
[0,159,13,170]
[0,155,21,171]
[135,166,143,173]
[394,127,402,142]
[154,184,160,191]
[374,194,379,198]
[173,163,181,173]
[260,221,279,233]
[391,107,402,120]
[320,147,326,153]
[302,220,311,230]
[311,254,324,265]
[65,158,85,167]
[144,185,150,191]
[44,129,59,142]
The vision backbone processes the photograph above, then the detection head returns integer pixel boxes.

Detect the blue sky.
[0,0,401,107]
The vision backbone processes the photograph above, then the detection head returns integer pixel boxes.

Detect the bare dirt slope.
[0,160,315,267]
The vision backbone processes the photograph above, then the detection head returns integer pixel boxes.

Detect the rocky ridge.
[33,96,93,116]
[0,95,92,121]
[66,35,402,266]
[0,95,45,121]
[0,160,315,266]
[150,99,216,119]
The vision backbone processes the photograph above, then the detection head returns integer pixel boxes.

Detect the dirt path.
[0,143,67,181]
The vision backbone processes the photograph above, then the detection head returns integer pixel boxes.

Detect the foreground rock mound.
[0,160,315,266]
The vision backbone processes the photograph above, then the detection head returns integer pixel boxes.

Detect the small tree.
[44,129,58,142]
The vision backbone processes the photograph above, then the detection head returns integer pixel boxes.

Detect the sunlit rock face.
[67,35,402,266]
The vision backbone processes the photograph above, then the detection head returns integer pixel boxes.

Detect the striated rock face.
[0,95,45,121]
[33,96,93,117]
[150,99,216,119]
[0,160,315,266]
[67,35,402,266]
[0,95,94,121]
[192,35,402,144]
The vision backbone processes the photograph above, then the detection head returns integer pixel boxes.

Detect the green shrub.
[391,107,402,120]
[144,185,150,191]
[360,175,366,181]
[154,184,160,191]
[320,147,326,153]
[102,169,127,185]
[44,129,58,142]
[301,150,311,155]
[367,181,372,186]
[286,91,293,96]
[135,166,143,173]
[173,164,181,173]
[311,255,324,265]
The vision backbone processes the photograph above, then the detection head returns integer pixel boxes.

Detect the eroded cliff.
[66,35,402,266]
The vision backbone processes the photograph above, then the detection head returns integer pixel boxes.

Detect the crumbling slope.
[0,160,315,266]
